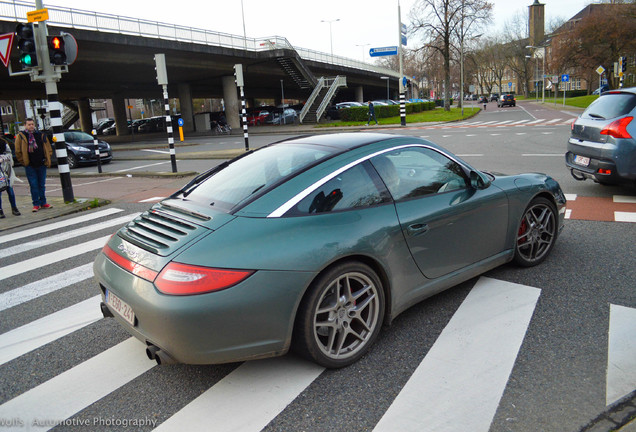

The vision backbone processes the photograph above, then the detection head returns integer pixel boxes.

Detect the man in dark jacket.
[15,118,53,212]
[367,101,378,125]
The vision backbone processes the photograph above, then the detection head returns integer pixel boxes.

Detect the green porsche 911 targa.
[94,133,566,368]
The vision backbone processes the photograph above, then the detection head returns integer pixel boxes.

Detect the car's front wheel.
[514,197,558,267]
[294,262,385,368]
[67,152,77,169]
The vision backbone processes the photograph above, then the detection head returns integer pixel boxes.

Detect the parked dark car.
[267,108,297,125]
[247,109,269,126]
[490,93,499,102]
[102,121,132,135]
[592,85,609,95]
[95,118,114,135]
[138,117,165,133]
[325,102,364,120]
[94,132,565,369]
[498,94,516,108]
[49,130,113,169]
[566,87,636,186]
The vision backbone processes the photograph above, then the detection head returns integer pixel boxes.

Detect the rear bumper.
[565,151,632,184]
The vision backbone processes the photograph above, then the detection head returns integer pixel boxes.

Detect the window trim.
[267,144,470,218]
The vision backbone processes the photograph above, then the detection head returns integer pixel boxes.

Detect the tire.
[294,261,385,368]
[67,152,77,169]
[514,197,558,267]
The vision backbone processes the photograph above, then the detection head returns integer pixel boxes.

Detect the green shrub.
[339,101,436,121]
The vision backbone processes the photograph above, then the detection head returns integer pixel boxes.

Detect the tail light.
[600,116,633,139]
[102,244,158,282]
[155,262,254,295]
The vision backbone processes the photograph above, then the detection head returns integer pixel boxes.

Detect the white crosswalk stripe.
[0,207,631,431]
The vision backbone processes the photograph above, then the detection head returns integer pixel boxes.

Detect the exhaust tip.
[100,302,114,318]
[155,349,177,365]
[146,345,160,361]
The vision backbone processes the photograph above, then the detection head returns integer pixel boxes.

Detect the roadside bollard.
[92,129,102,174]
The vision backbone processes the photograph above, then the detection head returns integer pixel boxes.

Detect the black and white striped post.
[155,54,177,173]
[399,89,406,126]
[91,129,102,173]
[47,83,74,202]
[234,64,249,151]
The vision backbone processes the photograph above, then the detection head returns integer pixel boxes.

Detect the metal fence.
[0,0,399,77]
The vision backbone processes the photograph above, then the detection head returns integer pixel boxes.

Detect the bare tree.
[410,0,492,111]
[502,12,533,97]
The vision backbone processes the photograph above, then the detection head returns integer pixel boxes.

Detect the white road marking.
[113,162,171,173]
[139,197,166,203]
[0,338,155,431]
[0,236,110,282]
[606,305,636,405]
[615,212,636,223]
[527,119,545,124]
[374,277,540,432]
[0,296,102,366]
[517,104,538,120]
[565,209,572,219]
[564,194,577,201]
[0,263,93,312]
[544,118,562,124]
[141,149,171,154]
[0,208,123,245]
[155,356,324,432]
[0,214,139,259]
[614,196,636,204]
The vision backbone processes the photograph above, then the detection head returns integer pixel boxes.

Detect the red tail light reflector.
[598,169,612,175]
[102,244,158,282]
[600,116,633,139]
[155,262,254,295]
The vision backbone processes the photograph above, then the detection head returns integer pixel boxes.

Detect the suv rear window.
[583,92,636,120]
[503,95,514,100]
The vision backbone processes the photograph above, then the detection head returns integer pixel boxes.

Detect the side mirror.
[470,171,490,190]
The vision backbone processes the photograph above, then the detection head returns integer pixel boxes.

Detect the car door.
[370,146,509,279]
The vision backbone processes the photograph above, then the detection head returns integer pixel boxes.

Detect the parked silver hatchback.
[566,87,636,187]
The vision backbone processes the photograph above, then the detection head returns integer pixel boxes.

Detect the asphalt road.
[1,102,634,432]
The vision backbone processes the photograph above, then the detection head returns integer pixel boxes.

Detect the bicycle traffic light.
[15,23,38,69]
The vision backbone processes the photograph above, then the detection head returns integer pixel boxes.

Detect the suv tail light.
[600,116,633,139]
[155,262,254,295]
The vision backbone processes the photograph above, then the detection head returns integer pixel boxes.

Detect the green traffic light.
[20,53,34,66]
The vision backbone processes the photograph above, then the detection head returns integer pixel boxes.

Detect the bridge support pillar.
[112,97,130,135]
[355,86,364,103]
[178,83,195,132]
[222,75,240,130]
[77,98,92,133]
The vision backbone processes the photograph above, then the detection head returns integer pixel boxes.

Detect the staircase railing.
[299,77,325,124]
[315,76,347,122]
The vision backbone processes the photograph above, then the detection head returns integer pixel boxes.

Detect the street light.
[355,43,370,62]
[321,18,340,56]
[381,76,390,100]
[526,45,545,103]
[525,54,538,101]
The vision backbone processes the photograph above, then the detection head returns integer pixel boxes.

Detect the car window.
[188,144,334,212]
[582,93,636,119]
[287,161,390,216]
[65,131,93,142]
[371,147,467,200]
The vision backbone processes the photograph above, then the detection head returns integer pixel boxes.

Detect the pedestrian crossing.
[0,207,634,431]
[565,194,636,223]
[408,118,574,130]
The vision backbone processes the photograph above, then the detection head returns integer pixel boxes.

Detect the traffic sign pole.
[398,3,405,127]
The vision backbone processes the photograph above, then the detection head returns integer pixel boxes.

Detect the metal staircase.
[299,76,347,124]
[276,54,317,90]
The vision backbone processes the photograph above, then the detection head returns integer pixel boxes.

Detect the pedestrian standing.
[0,139,21,218]
[367,101,378,125]
[14,118,53,212]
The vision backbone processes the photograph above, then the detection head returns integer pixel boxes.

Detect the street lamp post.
[355,43,370,62]
[526,45,545,103]
[321,19,340,56]
[381,76,390,100]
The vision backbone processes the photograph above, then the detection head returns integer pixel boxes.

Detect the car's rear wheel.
[294,262,384,368]
[514,197,558,267]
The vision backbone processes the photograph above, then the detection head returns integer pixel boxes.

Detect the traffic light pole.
[162,85,177,173]
[33,3,74,203]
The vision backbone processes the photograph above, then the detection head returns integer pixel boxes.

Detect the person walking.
[367,101,378,125]
[14,118,53,212]
[0,139,21,218]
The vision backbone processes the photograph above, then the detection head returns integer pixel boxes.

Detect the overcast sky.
[44,0,594,61]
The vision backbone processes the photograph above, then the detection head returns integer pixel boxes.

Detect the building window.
[1,105,12,115]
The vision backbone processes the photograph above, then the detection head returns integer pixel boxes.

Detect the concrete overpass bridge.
[0,0,401,133]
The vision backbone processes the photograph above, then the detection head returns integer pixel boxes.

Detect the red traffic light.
[48,35,66,65]
[50,36,63,50]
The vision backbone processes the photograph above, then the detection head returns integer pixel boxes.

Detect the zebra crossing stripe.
[0,296,102,366]
[0,208,123,245]
[606,304,636,405]
[527,119,545,124]
[0,236,110,282]
[155,356,324,431]
[0,263,93,312]
[374,277,540,432]
[0,338,154,430]
[0,214,139,259]
[544,118,562,124]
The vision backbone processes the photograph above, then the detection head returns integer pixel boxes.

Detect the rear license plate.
[574,155,590,167]
[105,290,135,326]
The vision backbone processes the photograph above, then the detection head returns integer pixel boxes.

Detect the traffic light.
[48,35,66,65]
[621,56,627,72]
[234,64,244,87]
[15,23,38,69]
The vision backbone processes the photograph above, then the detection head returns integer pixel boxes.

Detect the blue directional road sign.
[178,118,184,126]
[370,46,398,57]
[562,74,569,82]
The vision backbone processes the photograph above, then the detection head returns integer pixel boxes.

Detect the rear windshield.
[583,92,636,120]
[186,143,334,212]
[503,95,514,100]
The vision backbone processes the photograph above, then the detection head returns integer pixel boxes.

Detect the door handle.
[407,223,429,235]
